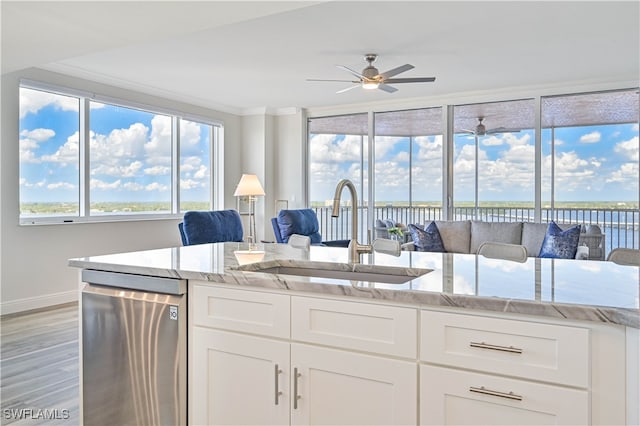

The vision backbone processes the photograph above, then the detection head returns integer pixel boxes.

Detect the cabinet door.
[420,364,588,426]
[291,343,416,426]
[191,327,289,426]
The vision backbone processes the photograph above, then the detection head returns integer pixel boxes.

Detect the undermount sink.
[232,260,431,284]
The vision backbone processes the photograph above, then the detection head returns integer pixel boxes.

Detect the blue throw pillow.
[539,221,581,259]
[408,222,445,252]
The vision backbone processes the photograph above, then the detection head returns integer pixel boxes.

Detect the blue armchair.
[271,209,349,247]
[179,209,244,246]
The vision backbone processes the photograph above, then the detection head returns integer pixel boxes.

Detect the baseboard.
[0,290,78,316]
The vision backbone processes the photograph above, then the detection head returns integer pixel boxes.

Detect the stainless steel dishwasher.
[81,269,186,426]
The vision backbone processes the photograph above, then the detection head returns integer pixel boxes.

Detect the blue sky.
[19,88,211,206]
[310,122,639,204]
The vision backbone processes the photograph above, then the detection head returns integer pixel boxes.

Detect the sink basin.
[232,260,431,284]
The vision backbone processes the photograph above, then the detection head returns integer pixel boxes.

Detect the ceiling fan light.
[362,81,379,90]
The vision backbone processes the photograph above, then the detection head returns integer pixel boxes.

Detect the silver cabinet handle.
[470,386,523,401]
[293,367,302,409]
[470,341,523,354]
[274,364,283,405]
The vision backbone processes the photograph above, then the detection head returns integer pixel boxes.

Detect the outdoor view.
[308,90,639,252]
[19,86,213,219]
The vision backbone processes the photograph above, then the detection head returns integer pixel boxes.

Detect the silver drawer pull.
[293,368,302,409]
[470,386,523,401]
[470,341,523,354]
[274,364,283,405]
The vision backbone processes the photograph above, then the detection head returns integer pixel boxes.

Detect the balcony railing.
[313,206,639,257]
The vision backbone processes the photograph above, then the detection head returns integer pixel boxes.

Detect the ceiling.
[2,1,639,115]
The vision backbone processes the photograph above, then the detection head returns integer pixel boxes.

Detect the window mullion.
[173,117,180,214]
[80,97,90,217]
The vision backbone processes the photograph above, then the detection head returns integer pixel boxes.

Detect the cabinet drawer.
[420,364,589,425]
[193,285,290,338]
[292,296,417,358]
[420,310,589,388]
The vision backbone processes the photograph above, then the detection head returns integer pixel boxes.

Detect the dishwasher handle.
[82,269,186,295]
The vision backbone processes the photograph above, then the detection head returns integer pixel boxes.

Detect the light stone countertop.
[69,242,640,328]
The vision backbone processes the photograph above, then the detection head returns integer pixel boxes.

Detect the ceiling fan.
[460,117,519,136]
[307,53,436,94]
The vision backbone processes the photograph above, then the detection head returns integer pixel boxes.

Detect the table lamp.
[234,174,265,243]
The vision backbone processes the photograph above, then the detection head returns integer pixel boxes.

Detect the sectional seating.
[401,220,605,260]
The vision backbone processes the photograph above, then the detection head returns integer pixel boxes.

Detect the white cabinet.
[420,310,589,387]
[291,343,416,425]
[420,365,588,425]
[191,327,290,426]
[419,310,591,425]
[189,282,634,426]
[190,284,417,425]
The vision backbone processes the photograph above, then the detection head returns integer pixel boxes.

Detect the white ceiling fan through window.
[460,117,521,136]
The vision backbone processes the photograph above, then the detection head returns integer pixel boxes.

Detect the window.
[308,114,368,241]
[308,89,638,253]
[541,89,639,250]
[19,83,219,223]
[89,102,172,215]
[453,99,535,220]
[19,87,80,218]
[180,119,213,212]
[374,108,443,225]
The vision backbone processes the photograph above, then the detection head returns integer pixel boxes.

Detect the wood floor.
[0,303,79,425]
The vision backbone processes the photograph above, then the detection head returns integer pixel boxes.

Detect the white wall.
[0,68,242,314]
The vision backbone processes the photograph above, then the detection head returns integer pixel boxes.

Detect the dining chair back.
[477,241,528,263]
[179,209,244,246]
[606,248,640,266]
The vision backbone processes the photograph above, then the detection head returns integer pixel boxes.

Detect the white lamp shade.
[234,174,265,197]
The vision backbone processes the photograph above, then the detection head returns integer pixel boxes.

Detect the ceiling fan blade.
[384,77,436,83]
[377,83,398,93]
[336,85,361,94]
[336,65,365,79]
[458,129,476,134]
[379,64,414,79]
[307,79,359,83]
[486,127,522,134]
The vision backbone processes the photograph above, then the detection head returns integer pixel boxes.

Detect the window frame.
[18,79,223,225]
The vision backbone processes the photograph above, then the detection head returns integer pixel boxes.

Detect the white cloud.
[19,87,79,119]
[124,182,144,191]
[19,128,58,164]
[481,135,503,146]
[20,128,55,142]
[606,162,639,185]
[47,182,75,190]
[394,151,410,162]
[40,132,79,166]
[20,178,46,188]
[144,165,171,176]
[146,115,172,157]
[194,165,208,179]
[309,134,363,163]
[145,182,169,192]
[91,178,121,190]
[614,136,639,161]
[579,131,601,143]
[91,160,143,178]
[180,178,204,189]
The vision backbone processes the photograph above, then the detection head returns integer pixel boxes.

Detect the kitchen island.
[70,242,640,425]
